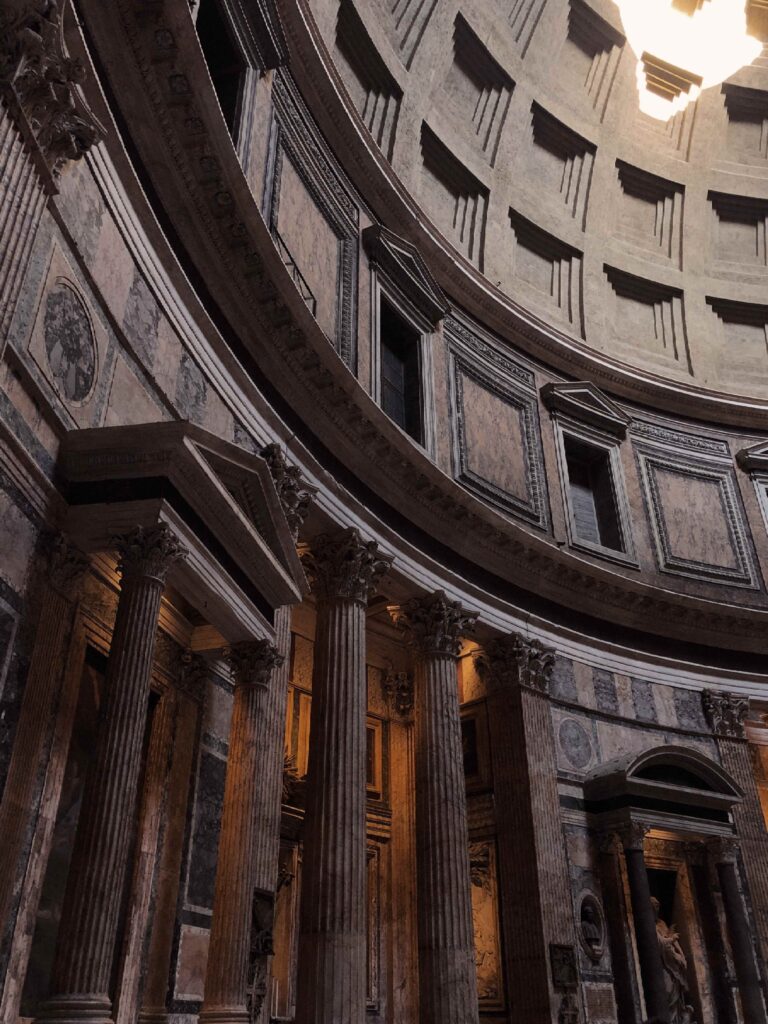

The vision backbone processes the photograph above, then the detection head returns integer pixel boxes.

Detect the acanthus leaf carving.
[476,633,555,694]
[261,442,315,540]
[381,667,414,717]
[391,590,477,658]
[301,528,392,604]
[702,689,750,739]
[0,0,104,186]
[227,638,283,690]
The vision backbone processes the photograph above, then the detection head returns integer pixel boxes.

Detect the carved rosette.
[392,590,477,658]
[114,523,186,586]
[476,633,555,694]
[46,531,89,597]
[381,668,414,717]
[702,689,750,739]
[261,443,315,540]
[227,638,283,690]
[0,0,104,182]
[301,528,392,604]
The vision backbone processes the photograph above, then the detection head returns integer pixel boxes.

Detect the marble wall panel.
[186,750,227,911]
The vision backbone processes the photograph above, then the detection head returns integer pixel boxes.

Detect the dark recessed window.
[196,0,246,137]
[379,298,423,443]
[563,435,623,552]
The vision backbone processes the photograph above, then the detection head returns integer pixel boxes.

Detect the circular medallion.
[43,280,96,404]
[558,718,593,770]
[579,893,605,962]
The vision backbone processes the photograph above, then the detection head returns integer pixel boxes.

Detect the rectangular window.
[379,297,423,443]
[196,0,247,137]
[563,435,624,552]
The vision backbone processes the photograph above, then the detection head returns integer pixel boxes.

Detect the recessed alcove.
[615,161,683,264]
[510,210,583,335]
[707,297,768,387]
[420,124,488,268]
[709,192,768,270]
[604,266,690,370]
[529,104,596,228]
[383,0,437,67]
[721,84,768,167]
[442,16,514,167]
[561,0,624,121]
[508,0,548,54]
[334,0,402,159]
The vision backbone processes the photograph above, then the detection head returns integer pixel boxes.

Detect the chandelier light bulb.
[613,0,763,120]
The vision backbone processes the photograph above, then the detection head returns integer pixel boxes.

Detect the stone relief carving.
[43,279,97,403]
[578,893,605,962]
[702,689,749,738]
[260,442,315,540]
[381,667,414,717]
[0,0,104,184]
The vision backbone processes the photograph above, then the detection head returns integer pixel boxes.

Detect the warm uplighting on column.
[613,0,762,120]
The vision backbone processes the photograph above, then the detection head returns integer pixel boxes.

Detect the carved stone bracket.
[261,442,315,540]
[227,638,283,690]
[114,523,186,585]
[177,649,209,702]
[391,590,477,658]
[475,633,555,694]
[381,667,414,717]
[702,689,750,739]
[301,528,392,603]
[0,0,104,188]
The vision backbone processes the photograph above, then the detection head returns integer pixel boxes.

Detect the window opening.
[379,297,423,442]
[196,0,246,137]
[564,435,623,551]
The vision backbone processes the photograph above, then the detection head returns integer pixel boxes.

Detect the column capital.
[0,0,104,181]
[46,531,89,597]
[702,689,750,739]
[707,836,739,866]
[114,523,186,586]
[227,639,283,690]
[261,443,315,540]
[475,633,555,694]
[617,822,649,852]
[302,528,392,603]
[392,590,477,657]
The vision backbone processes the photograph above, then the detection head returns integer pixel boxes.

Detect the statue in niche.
[579,896,604,961]
[651,898,696,1024]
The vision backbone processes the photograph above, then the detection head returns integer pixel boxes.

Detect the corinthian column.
[200,639,285,1024]
[394,591,480,1024]
[37,523,185,1024]
[294,529,391,1024]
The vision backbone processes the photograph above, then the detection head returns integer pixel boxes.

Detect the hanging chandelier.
[613,0,763,120]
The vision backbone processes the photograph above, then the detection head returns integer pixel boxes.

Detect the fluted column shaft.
[295,529,391,1024]
[621,828,669,1024]
[200,638,284,1023]
[710,842,767,1024]
[38,524,185,1024]
[395,591,479,1024]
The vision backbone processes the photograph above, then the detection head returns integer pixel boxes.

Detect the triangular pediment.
[540,381,630,438]
[362,225,450,327]
[737,439,768,473]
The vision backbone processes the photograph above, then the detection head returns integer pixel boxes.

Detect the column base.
[198,1008,251,1024]
[35,994,113,1024]
[137,1010,169,1024]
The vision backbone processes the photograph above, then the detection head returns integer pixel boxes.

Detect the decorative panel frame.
[635,442,760,588]
[265,72,359,369]
[446,316,550,530]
